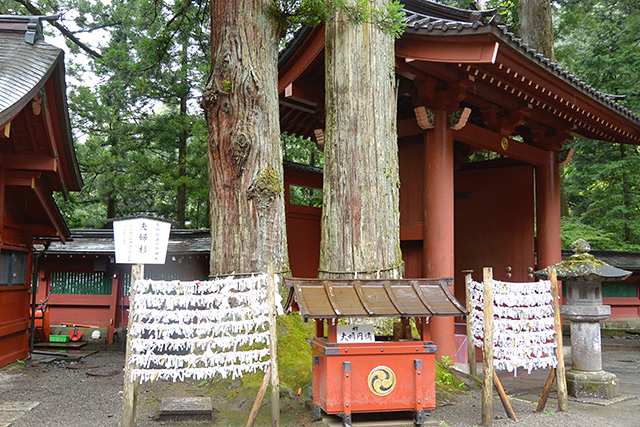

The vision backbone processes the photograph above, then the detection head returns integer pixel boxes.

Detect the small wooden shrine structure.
[0,15,82,368]
[286,277,466,426]
[278,0,640,360]
[34,229,210,344]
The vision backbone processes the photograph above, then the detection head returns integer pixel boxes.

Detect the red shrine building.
[0,15,82,368]
[279,0,640,360]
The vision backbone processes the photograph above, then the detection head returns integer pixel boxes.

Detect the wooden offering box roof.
[285,278,467,319]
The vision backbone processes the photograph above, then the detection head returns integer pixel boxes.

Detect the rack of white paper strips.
[466,267,568,424]
[469,278,558,375]
[128,275,284,383]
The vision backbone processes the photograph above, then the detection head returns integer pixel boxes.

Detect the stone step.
[158,397,213,421]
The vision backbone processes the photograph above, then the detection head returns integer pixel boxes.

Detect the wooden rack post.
[267,263,280,427]
[246,365,272,427]
[122,264,143,427]
[536,268,569,412]
[481,267,494,426]
[480,268,517,424]
[463,270,477,377]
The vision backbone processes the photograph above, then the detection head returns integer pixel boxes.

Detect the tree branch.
[11,0,103,59]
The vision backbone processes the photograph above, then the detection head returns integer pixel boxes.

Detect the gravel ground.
[0,335,638,427]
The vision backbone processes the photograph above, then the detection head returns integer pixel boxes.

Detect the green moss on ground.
[435,358,478,404]
[198,312,314,396]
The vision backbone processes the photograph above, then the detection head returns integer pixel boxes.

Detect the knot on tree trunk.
[247,166,283,209]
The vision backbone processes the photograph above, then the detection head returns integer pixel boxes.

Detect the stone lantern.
[536,239,631,399]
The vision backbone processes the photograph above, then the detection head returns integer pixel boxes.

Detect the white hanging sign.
[337,324,375,343]
[113,218,171,264]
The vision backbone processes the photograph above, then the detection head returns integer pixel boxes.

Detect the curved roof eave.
[0,40,63,127]
[402,9,640,139]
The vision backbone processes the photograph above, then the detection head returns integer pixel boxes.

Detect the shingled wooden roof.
[0,15,82,241]
[285,277,467,319]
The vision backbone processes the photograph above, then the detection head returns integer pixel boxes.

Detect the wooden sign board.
[113,218,171,265]
[337,325,375,343]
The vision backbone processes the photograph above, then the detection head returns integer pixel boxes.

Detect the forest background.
[1,0,639,251]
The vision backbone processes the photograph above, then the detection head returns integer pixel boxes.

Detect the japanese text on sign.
[113,218,171,264]
[336,324,375,343]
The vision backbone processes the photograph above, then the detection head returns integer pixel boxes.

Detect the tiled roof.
[401,3,640,129]
[0,15,63,126]
[47,229,212,255]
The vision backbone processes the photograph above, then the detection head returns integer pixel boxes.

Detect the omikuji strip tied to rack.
[128,274,284,383]
[469,279,558,375]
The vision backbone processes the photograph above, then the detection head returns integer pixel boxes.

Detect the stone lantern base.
[566,370,619,399]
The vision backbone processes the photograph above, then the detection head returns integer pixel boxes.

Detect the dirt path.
[0,335,638,426]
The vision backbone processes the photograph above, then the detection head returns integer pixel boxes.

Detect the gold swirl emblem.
[501,137,509,151]
[368,366,396,396]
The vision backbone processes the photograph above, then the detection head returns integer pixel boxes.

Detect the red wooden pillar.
[423,110,456,361]
[536,151,562,270]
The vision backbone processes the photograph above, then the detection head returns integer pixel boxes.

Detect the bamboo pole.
[246,365,272,427]
[481,267,494,426]
[463,270,477,377]
[267,263,280,427]
[550,269,569,412]
[122,264,143,427]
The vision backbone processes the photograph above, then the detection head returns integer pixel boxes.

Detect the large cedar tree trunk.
[201,1,289,276]
[320,1,402,280]
[519,0,554,60]
[519,0,569,216]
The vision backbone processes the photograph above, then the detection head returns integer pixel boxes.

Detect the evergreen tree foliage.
[2,0,211,228]
[555,0,640,250]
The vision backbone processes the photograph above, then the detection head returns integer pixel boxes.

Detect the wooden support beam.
[122,264,143,427]
[267,264,280,427]
[551,269,569,412]
[481,267,494,426]
[456,123,549,166]
[463,270,477,377]
[278,27,324,93]
[536,368,556,412]
[31,178,68,243]
[493,371,517,421]
[398,117,423,139]
[246,365,272,427]
[3,155,57,172]
[284,82,320,107]
[397,36,499,64]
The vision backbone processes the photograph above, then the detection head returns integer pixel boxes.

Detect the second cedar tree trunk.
[320,1,403,280]
[202,1,289,277]
[519,0,554,61]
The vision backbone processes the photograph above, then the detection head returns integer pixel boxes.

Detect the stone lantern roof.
[535,239,632,282]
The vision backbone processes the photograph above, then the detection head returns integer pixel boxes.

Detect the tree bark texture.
[320,1,403,280]
[519,0,554,61]
[202,1,289,276]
